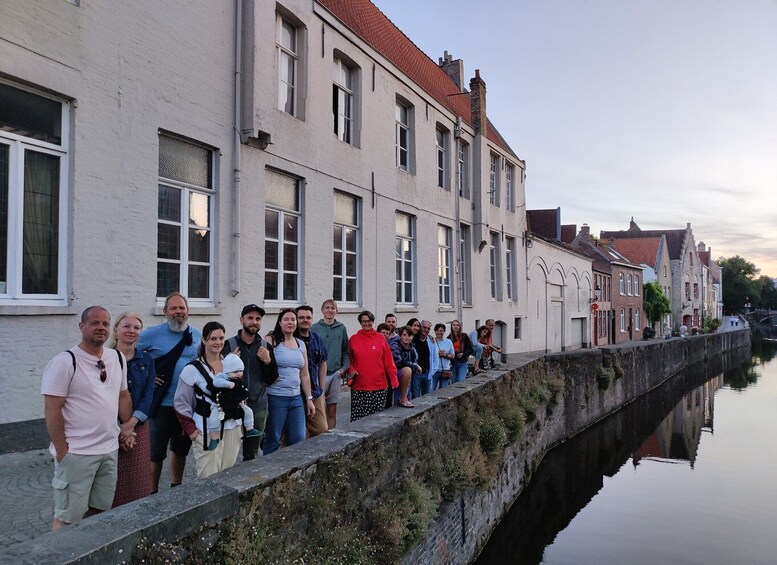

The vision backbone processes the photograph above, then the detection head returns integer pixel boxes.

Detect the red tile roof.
[316,0,518,158]
[600,227,687,260]
[608,237,661,268]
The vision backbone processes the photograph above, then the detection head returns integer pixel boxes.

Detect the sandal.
[399,400,415,408]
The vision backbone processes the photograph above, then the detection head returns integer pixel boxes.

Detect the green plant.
[596,365,615,390]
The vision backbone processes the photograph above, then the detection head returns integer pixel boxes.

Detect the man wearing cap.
[222,304,278,461]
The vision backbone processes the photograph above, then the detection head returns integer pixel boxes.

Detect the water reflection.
[476,346,756,565]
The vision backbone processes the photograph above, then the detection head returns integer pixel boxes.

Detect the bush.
[642,327,656,340]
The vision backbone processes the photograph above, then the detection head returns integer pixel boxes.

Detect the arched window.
[619,273,625,295]
[627,274,632,295]
[634,275,640,295]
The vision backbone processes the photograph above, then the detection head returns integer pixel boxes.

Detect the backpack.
[188,359,248,448]
[65,349,125,388]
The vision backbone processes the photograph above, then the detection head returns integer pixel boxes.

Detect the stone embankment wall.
[0,331,750,565]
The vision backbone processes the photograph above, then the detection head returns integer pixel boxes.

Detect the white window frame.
[333,57,354,144]
[505,162,514,212]
[506,236,516,300]
[619,273,625,295]
[627,274,633,295]
[635,309,640,331]
[264,171,302,303]
[436,126,448,190]
[635,275,640,295]
[0,85,69,304]
[333,191,359,304]
[395,100,411,171]
[157,134,215,304]
[620,308,626,332]
[437,224,452,305]
[395,212,415,304]
[489,154,500,206]
[276,15,298,116]
[460,223,471,305]
[489,231,501,300]
[458,141,469,199]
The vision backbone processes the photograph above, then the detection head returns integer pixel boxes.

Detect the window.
[693,283,699,299]
[635,310,640,331]
[489,231,501,299]
[620,309,625,332]
[505,162,515,211]
[437,225,452,305]
[627,274,632,295]
[506,236,516,300]
[489,154,500,205]
[265,170,301,302]
[685,282,690,300]
[395,100,411,171]
[276,15,299,116]
[333,192,359,303]
[395,212,414,304]
[635,275,640,295]
[436,126,449,189]
[514,317,522,339]
[460,223,471,305]
[458,141,469,199]
[157,134,214,301]
[619,273,625,295]
[0,83,68,302]
[333,57,354,144]
[664,265,667,277]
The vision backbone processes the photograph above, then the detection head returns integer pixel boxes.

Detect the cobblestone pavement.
[0,390,351,550]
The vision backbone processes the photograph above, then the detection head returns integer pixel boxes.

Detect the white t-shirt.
[40,346,128,456]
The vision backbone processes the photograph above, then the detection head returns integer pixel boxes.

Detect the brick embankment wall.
[0,331,750,565]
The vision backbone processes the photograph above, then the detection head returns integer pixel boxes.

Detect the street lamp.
[589,284,602,303]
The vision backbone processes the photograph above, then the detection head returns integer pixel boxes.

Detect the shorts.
[150,405,192,463]
[52,451,118,524]
[324,372,341,405]
[306,395,328,436]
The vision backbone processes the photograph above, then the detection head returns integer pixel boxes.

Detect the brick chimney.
[469,69,487,137]
[580,224,591,238]
[438,50,465,92]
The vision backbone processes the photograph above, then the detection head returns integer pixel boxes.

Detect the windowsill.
[437,306,455,313]
[395,305,418,313]
[0,304,78,316]
[151,306,221,317]
[462,304,473,309]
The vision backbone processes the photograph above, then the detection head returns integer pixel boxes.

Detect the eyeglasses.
[96,360,107,383]
[360,319,373,325]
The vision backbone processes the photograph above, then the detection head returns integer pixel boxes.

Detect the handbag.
[441,370,452,379]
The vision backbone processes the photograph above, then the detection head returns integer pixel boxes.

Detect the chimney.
[697,241,706,252]
[469,69,487,137]
[580,223,590,238]
[438,50,465,92]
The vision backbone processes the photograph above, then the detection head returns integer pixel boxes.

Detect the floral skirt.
[350,389,388,422]
[112,422,152,507]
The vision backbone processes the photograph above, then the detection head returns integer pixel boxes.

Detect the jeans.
[242,401,268,462]
[411,372,431,398]
[433,370,451,390]
[451,362,468,383]
[263,394,306,455]
[472,341,484,362]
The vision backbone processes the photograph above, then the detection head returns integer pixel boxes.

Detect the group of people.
[40,294,499,529]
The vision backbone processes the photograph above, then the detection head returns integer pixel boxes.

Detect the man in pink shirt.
[41,306,132,530]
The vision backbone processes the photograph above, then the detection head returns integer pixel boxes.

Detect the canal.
[477,340,776,565]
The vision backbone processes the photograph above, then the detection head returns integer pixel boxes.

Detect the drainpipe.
[231,0,243,297]
[454,119,463,323]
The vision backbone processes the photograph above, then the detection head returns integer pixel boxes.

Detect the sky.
[372,0,777,276]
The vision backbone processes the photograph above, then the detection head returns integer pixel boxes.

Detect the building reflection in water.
[631,376,723,469]
[475,347,752,565]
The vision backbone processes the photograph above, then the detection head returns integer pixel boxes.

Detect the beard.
[242,324,259,336]
[167,315,188,333]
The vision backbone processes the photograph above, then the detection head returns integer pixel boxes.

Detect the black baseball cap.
[241,304,266,317]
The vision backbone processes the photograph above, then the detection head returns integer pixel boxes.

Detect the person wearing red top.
[347,310,399,421]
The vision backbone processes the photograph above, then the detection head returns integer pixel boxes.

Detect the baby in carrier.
[197,354,262,450]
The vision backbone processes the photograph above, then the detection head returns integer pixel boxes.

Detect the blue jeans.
[263,394,306,455]
[451,362,468,383]
[411,372,431,398]
[472,341,484,361]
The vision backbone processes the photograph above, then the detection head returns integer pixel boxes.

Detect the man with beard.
[295,305,328,436]
[223,304,278,461]
[384,313,398,338]
[41,306,132,529]
[138,293,201,492]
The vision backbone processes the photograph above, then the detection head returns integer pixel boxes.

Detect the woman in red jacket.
[347,310,399,421]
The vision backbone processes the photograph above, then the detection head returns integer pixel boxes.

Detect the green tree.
[719,256,761,314]
[756,275,777,309]
[643,281,672,332]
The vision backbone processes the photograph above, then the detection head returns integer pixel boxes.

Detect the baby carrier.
[188,359,249,450]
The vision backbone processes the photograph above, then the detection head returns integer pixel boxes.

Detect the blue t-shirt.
[138,322,201,407]
[267,339,305,397]
[297,331,328,399]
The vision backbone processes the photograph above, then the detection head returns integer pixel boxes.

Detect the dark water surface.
[477,342,777,565]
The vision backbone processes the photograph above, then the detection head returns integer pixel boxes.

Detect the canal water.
[477,341,777,565]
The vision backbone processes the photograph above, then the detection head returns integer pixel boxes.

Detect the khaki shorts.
[306,395,328,436]
[324,372,341,405]
[52,451,118,524]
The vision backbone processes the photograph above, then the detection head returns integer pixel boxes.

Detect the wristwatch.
[306,395,313,400]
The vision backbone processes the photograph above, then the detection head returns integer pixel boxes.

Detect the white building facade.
[0,0,592,424]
